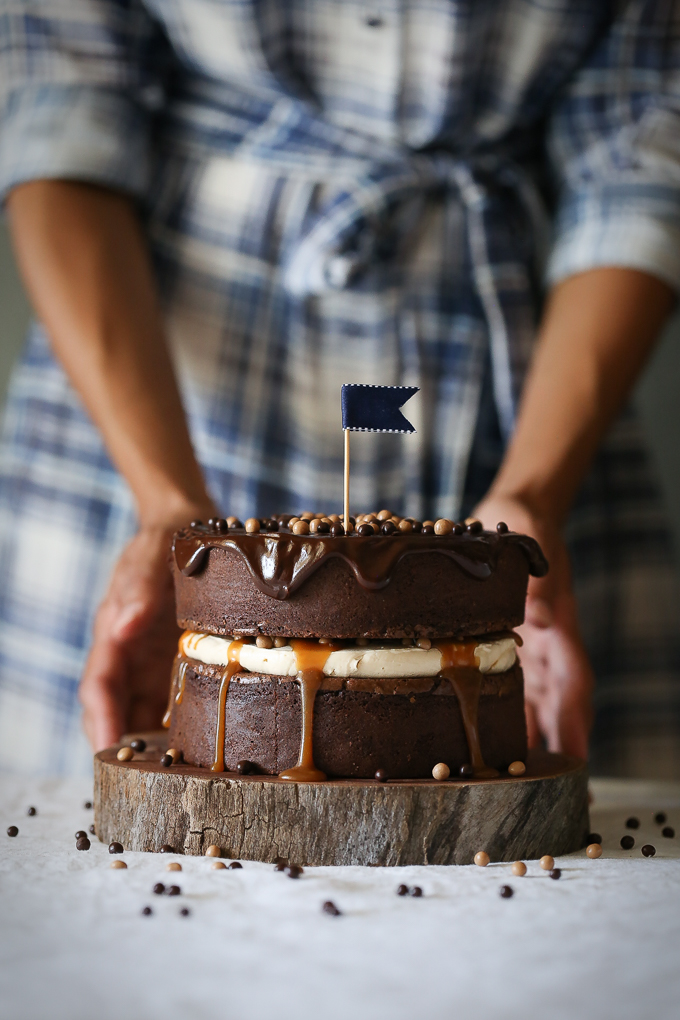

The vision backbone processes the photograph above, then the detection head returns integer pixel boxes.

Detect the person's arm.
[475,267,676,758]
[7,179,216,750]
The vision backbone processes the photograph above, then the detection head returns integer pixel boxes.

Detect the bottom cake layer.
[167,660,528,779]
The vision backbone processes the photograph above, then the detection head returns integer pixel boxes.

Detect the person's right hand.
[79,524,186,751]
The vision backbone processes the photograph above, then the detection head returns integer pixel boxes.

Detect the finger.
[524,699,541,749]
[79,636,128,751]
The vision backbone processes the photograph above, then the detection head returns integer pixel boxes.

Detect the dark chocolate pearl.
[365,15,383,27]
[499,885,514,898]
[159,844,174,854]
[214,518,227,532]
[410,886,423,897]
[236,760,253,775]
[7,826,18,837]
[109,841,124,854]
[160,754,173,767]
[374,769,388,782]
[322,900,342,916]
[190,520,202,528]
[84,801,93,810]
[620,835,635,850]
[262,518,279,532]
[410,520,423,533]
[422,525,435,534]
[76,837,90,851]
[357,524,374,537]
[397,884,409,896]
[466,520,483,534]
[27,806,37,817]
[641,844,656,857]
[229,518,243,530]
[625,817,640,829]
[141,906,153,916]
[549,868,561,880]
[496,521,509,533]
[654,812,667,825]
[89,824,96,835]
[662,826,675,838]
[75,830,87,840]
[153,883,165,895]
[274,858,287,871]
[286,864,303,879]
[277,515,293,527]
[167,885,181,895]
[229,861,243,869]
[180,907,190,917]
[452,523,464,535]
[316,521,330,534]
[587,832,602,845]
[130,739,146,753]
[329,523,345,537]
[459,764,474,778]
[381,521,397,535]
[207,517,217,527]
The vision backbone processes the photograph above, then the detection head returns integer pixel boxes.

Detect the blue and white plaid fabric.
[0,0,680,776]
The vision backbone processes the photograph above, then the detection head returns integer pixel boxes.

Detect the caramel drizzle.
[162,653,188,728]
[211,641,244,773]
[436,642,499,779]
[278,640,342,782]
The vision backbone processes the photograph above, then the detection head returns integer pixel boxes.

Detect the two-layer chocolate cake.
[164,511,547,781]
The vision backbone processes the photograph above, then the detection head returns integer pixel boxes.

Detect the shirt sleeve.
[546,1,680,294]
[0,0,169,202]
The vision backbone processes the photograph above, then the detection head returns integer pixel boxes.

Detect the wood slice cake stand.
[94,734,589,866]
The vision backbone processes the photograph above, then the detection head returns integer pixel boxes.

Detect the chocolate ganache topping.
[172,521,548,601]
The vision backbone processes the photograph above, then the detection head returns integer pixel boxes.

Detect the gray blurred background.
[1,222,680,549]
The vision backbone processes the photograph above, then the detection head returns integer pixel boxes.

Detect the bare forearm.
[6,180,213,526]
[490,268,676,523]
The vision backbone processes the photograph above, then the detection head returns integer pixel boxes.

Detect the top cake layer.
[172,514,547,640]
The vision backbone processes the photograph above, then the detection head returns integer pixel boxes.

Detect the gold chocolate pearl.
[309,519,321,533]
[422,520,435,529]
[166,748,182,764]
[205,845,222,858]
[273,637,288,647]
[511,861,527,877]
[211,860,227,870]
[416,637,431,649]
[166,862,182,872]
[292,520,310,535]
[398,519,412,533]
[226,516,240,527]
[434,518,454,536]
[300,511,315,520]
[244,518,260,534]
[377,510,392,521]
[474,851,490,867]
[539,855,554,870]
[288,517,300,527]
[432,762,450,781]
[314,513,326,520]
[117,747,134,762]
[256,635,273,648]
[328,514,341,523]
[586,843,603,859]
[508,760,526,776]
[390,516,402,525]
[110,860,127,870]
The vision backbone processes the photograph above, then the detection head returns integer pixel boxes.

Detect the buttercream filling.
[179,631,517,677]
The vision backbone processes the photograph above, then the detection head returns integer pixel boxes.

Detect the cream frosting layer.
[180,632,517,678]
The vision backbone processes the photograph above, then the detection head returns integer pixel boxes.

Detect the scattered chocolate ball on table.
[160,754,173,767]
[110,860,127,870]
[75,830,87,839]
[662,826,675,838]
[549,869,561,880]
[205,845,221,858]
[83,801,92,810]
[459,764,474,779]
[159,844,174,854]
[180,908,191,917]
[410,886,423,897]
[641,844,656,857]
[322,901,341,916]
[130,738,146,753]
[166,748,182,764]
[474,851,490,867]
[625,817,640,829]
[620,835,635,850]
[153,883,165,895]
[286,865,303,879]
[508,761,526,776]
[141,906,153,916]
[654,812,666,825]
[27,806,37,817]
[117,746,134,762]
[236,760,254,774]
[7,826,18,837]
[397,884,409,896]
[374,769,388,782]
[511,861,527,877]
[167,885,181,896]
[229,861,243,869]
[539,855,554,871]
[89,824,96,835]
[586,843,603,859]
[432,762,450,781]
[109,841,124,854]
[587,832,602,844]
[76,837,91,851]
[499,885,513,898]
[166,862,182,872]
[212,861,227,870]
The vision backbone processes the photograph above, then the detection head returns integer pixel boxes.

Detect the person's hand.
[79,520,195,751]
[473,495,593,760]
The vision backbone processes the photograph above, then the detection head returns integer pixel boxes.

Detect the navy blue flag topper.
[341,384,419,433]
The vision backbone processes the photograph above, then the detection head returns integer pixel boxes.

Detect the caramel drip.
[173,529,548,600]
[278,640,341,782]
[211,641,244,773]
[162,653,187,728]
[436,642,499,779]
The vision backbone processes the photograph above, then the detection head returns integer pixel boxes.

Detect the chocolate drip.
[211,641,244,773]
[162,654,188,728]
[437,642,499,779]
[278,640,341,782]
[173,529,548,601]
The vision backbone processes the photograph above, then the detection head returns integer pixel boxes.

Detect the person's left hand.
[473,494,593,759]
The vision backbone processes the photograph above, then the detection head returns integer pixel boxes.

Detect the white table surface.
[1,775,679,1020]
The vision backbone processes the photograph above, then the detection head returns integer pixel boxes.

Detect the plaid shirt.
[0,0,679,776]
